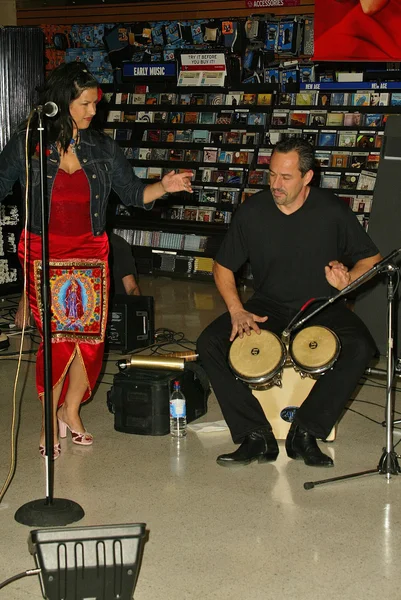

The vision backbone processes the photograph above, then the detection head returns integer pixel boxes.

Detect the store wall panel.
[17,0,314,25]
[0,0,17,25]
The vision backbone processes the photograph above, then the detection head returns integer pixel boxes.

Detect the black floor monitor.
[107,295,155,353]
[29,523,146,600]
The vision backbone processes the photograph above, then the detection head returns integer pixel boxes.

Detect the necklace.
[69,138,77,154]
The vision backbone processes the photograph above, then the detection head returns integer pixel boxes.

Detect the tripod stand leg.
[304,468,379,490]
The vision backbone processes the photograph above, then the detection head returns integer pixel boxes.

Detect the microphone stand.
[281,248,401,491]
[14,107,84,526]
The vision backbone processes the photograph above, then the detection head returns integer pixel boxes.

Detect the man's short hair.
[273,139,315,177]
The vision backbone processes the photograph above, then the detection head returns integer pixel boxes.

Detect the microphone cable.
[0,111,34,504]
[282,296,329,341]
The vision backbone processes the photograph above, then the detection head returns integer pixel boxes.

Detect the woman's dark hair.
[28,62,98,153]
[273,138,315,177]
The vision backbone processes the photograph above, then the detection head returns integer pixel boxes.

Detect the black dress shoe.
[217,428,279,467]
[285,422,334,468]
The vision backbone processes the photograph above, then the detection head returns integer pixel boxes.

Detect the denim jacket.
[0,128,151,236]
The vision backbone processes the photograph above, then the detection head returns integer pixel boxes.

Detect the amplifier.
[107,295,155,353]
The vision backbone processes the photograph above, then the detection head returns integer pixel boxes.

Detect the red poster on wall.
[314,0,401,61]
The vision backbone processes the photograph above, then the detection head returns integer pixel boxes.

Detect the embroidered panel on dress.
[33,259,108,343]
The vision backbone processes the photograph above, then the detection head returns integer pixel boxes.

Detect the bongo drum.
[229,329,287,390]
[290,325,341,378]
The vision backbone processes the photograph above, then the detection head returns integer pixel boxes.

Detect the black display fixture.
[354,115,401,356]
[28,523,147,600]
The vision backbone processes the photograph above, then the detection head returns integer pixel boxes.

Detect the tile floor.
[0,276,401,600]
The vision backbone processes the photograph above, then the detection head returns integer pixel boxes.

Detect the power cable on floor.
[126,327,197,357]
[0,121,33,505]
[0,568,41,591]
[344,407,384,426]
[351,398,401,415]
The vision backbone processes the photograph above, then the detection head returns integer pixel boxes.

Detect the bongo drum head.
[291,326,339,370]
[229,330,284,381]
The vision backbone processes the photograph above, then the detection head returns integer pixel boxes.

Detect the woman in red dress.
[0,62,193,458]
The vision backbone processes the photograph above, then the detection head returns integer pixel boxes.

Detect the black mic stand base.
[15,498,85,527]
[378,448,401,475]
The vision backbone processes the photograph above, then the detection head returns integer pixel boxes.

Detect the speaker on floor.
[107,294,155,353]
[354,115,401,356]
[29,523,146,600]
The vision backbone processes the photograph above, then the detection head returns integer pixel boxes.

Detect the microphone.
[281,330,290,345]
[35,101,58,118]
[117,351,199,371]
[162,351,198,361]
[118,355,184,371]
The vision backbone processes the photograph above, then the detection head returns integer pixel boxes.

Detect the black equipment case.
[107,363,210,435]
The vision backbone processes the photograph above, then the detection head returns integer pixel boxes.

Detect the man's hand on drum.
[230,309,268,341]
[325,260,351,291]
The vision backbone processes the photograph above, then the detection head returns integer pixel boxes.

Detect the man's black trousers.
[197,295,377,442]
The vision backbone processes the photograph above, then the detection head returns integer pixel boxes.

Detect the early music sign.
[122,63,176,78]
[246,0,301,7]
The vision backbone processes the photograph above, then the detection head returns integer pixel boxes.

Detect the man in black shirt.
[108,232,141,297]
[197,138,381,468]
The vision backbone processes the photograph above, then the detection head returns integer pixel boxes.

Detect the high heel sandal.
[39,443,61,460]
[57,416,93,446]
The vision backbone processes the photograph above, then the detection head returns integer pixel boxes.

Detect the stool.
[252,367,336,441]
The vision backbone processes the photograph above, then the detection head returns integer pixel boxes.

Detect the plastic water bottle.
[169,380,187,437]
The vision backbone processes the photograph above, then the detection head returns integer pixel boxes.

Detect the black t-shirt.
[215,187,379,310]
[108,232,138,297]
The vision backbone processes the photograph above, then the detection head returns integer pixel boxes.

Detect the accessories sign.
[245,0,301,7]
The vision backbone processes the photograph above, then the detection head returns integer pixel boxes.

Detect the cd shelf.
[102,77,401,278]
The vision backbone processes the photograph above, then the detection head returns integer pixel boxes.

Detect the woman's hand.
[161,170,193,194]
[360,0,388,15]
[15,295,32,329]
[144,170,193,203]
[335,0,388,15]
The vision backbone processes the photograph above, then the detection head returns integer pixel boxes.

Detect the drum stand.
[303,261,401,490]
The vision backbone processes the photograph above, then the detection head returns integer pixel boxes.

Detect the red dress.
[18,168,109,406]
[314,0,401,61]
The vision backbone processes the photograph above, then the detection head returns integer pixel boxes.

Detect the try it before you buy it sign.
[246,0,300,7]
[180,53,227,72]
